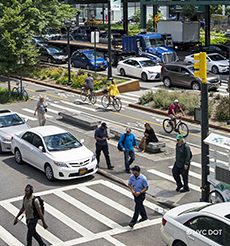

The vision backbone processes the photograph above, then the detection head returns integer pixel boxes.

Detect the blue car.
[71,50,108,71]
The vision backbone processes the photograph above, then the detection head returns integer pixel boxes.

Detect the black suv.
[71,26,100,41]
[161,63,221,90]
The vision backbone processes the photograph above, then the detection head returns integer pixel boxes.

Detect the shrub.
[139,90,154,105]
[215,96,229,121]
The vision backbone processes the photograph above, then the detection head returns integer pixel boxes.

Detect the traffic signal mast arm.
[194,52,207,83]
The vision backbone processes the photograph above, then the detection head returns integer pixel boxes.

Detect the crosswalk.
[0,180,166,246]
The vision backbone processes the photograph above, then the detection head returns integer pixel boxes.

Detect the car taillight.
[11,136,13,140]
[162,218,167,226]
[161,65,164,73]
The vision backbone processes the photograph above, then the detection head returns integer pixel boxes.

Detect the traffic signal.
[194,52,207,83]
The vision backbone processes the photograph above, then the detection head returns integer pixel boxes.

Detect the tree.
[181,5,196,20]
[0,0,78,97]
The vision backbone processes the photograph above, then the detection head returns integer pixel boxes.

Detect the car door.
[124,59,135,76]
[38,47,48,61]
[166,65,180,85]
[132,60,142,78]
[206,56,212,72]
[178,67,192,88]
[72,52,81,67]
[30,134,45,170]
[20,132,35,163]
[81,53,88,68]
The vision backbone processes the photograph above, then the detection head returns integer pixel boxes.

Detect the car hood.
[147,46,175,54]
[89,58,106,63]
[143,65,161,73]
[0,124,30,138]
[48,145,94,162]
[214,60,229,66]
[207,73,220,80]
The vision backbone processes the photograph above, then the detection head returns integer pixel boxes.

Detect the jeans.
[124,150,135,172]
[26,218,45,246]
[130,193,147,224]
[172,164,190,190]
[95,143,111,167]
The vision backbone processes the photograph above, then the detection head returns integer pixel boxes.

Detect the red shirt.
[168,103,181,115]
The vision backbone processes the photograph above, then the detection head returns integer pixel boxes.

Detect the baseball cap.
[101,122,107,128]
[131,165,140,171]
[176,134,184,140]
[174,99,179,103]
[126,127,131,132]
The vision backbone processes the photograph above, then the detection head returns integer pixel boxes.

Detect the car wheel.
[120,68,126,76]
[163,77,171,87]
[212,66,219,74]
[71,61,75,67]
[141,72,148,82]
[15,148,23,164]
[174,241,187,246]
[86,64,90,70]
[47,57,52,63]
[45,163,55,181]
[191,81,200,90]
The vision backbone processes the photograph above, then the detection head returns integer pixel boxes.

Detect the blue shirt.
[94,127,108,146]
[118,133,138,151]
[128,173,149,193]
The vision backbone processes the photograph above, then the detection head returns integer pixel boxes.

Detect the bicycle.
[80,86,97,104]
[163,116,189,138]
[101,89,122,112]
[12,82,29,101]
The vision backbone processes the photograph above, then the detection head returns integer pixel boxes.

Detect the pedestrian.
[14,184,48,246]
[84,73,94,95]
[128,165,149,228]
[138,123,158,153]
[34,96,47,126]
[94,122,114,170]
[118,127,139,173]
[172,134,190,193]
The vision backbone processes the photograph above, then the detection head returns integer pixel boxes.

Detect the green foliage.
[182,5,196,19]
[199,35,228,46]
[0,87,20,103]
[215,96,229,121]
[139,90,154,105]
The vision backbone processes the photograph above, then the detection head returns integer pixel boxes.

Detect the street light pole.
[65,21,72,86]
[108,0,112,79]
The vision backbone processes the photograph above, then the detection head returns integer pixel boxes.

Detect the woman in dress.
[138,123,158,153]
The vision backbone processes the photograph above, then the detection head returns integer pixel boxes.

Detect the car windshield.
[145,38,165,48]
[209,54,226,61]
[85,53,102,59]
[0,114,24,128]
[44,132,82,151]
[47,47,61,54]
[139,60,158,67]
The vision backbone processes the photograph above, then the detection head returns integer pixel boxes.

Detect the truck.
[157,21,200,50]
[47,33,177,66]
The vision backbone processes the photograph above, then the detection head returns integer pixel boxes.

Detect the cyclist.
[168,99,185,131]
[107,78,120,105]
[84,73,94,95]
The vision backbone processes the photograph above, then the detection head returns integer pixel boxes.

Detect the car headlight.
[2,136,11,142]
[91,154,96,162]
[147,71,156,74]
[53,161,68,167]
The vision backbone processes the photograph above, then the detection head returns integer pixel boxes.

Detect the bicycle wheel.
[80,88,87,101]
[163,119,173,133]
[208,190,224,203]
[22,90,29,101]
[113,98,122,112]
[89,92,97,104]
[178,122,189,138]
[12,87,19,96]
[101,95,109,108]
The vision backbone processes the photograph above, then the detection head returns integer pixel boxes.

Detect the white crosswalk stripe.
[0,180,164,246]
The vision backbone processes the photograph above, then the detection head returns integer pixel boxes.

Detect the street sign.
[111,0,121,11]
[154,14,160,23]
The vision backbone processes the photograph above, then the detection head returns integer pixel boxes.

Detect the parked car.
[161,202,230,246]
[84,18,103,26]
[100,29,128,36]
[37,45,68,63]
[191,44,229,58]
[161,63,221,90]
[11,125,98,181]
[71,50,107,71]
[184,53,229,74]
[30,36,48,46]
[99,33,123,46]
[0,109,30,153]
[51,34,78,41]
[117,57,161,81]
[71,26,100,41]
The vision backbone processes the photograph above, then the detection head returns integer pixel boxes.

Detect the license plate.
[215,84,219,87]
[100,66,103,68]
[62,59,65,61]
[79,168,87,175]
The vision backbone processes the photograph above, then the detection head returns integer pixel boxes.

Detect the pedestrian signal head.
[193,52,207,83]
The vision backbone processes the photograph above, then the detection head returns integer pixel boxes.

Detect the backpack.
[183,143,192,160]
[117,133,126,151]
[32,196,44,220]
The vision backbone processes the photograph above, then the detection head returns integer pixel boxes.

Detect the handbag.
[117,133,126,151]
[45,108,47,113]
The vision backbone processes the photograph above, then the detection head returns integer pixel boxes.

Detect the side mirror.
[80,139,84,144]
[39,146,45,152]
[24,118,29,123]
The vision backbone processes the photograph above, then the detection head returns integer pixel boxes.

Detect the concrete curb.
[129,103,230,133]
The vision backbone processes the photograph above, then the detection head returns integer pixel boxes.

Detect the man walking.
[172,134,191,193]
[14,184,48,246]
[94,122,114,169]
[128,165,149,228]
[119,127,138,173]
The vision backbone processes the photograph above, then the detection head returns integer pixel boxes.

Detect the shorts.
[168,114,176,121]
[85,86,93,92]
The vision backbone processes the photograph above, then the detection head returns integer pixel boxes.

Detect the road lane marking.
[22,108,53,118]
[0,225,24,246]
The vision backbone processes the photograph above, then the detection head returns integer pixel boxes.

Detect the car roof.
[28,125,67,137]
[125,57,152,61]
[200,203,230,219]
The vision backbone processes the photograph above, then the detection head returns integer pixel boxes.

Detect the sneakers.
[176,185,183,192]
[139,217,147,222]
[108,165,114,170]
[180,188,190,193]
[129,222,134,228]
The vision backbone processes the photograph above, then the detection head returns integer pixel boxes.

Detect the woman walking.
[34,96,47,126]
[138,123,158,153]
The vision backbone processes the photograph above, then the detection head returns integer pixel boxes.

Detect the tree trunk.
[8,73,11,97]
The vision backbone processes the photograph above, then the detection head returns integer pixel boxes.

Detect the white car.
[117,57,161,81]
[184,53,229,74]
[0,109,30,153]
[11,125,98,181]
[160,202,230,246]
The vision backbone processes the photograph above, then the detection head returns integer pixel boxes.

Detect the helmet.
[174,99,179,103]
